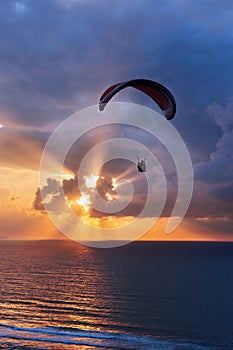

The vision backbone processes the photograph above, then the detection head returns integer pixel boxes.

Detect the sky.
[0,0,233,242]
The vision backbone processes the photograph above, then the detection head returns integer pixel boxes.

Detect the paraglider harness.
[137,158,146,172]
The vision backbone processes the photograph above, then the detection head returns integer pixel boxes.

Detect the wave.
[0,324,214,349]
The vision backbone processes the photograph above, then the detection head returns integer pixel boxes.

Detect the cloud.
[0,208,60,240]
[206,102,233,132]
[33,167,177,221]
[194,102,233,214]
[0,127,49,170]
[0,188,11,202]
[145,216,233,242]
[32,187,44,211]
[0,166,39,208]
[33,178,66,214]
[0,0,232,133]
[1,0,233,239]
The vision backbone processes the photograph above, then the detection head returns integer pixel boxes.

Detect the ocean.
[0,240,232,349]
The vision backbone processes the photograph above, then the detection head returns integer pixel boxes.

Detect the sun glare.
[65,174,122,227]
[62,173,75,180]
[84,175,99,189]
[77,194,91,213]
[111,178,118,191]
[105,192,113,201]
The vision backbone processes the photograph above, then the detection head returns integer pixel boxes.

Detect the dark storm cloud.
[1,0,163,127]
[1,0,232,130]
[195,101,233,212]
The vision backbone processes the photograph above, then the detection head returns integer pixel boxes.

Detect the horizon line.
[0,239,232,243]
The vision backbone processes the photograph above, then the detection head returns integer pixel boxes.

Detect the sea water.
[0,240,232,349]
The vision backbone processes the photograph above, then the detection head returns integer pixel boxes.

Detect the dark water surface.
[0,240,232,349]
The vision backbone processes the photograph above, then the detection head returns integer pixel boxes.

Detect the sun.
[65,174,122,227]
[84,175,99,189]
[77,193,91,213]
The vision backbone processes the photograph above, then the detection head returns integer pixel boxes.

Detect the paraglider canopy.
[99,78,176,120]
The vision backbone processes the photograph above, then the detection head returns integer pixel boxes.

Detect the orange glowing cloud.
[0,208,61,240]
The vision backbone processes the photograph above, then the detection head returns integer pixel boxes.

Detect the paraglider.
[137,158,146,173]
[99,79,176,172]
[99,78,176,120]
